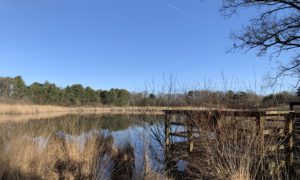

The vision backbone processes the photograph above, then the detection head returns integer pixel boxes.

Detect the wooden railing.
[164,108,300,178]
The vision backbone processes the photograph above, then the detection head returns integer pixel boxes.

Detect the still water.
[0,114,185,179]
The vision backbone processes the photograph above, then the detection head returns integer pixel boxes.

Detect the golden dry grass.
[0,114,99,179]
[175,112,292,180]
[0,103,216,124]
[0,114,169,180]
[1,103,286,116]
[0,103,216,115]
[0,131,111,179]
[0,103,71,114]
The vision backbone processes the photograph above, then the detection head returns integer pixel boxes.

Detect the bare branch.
[222,0,300,86]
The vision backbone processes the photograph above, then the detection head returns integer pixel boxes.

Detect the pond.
[0,113,186,179]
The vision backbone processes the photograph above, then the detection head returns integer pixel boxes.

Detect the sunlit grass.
[0,114,168,179]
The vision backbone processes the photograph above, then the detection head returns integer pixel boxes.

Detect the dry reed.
[165,112,294,179]
[0,124,113,179]
[0,114,169,180]
[0,103,215,115]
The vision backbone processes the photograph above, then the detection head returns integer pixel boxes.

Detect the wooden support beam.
[187,114,194,152]
[170,122,187,126]
[169,132,190,138]
[165,113,171,155]
[256,114,266,173]
[289,101,300,111]
[285,112,295,178]
[164,109,295,118]
[256,115,265,152]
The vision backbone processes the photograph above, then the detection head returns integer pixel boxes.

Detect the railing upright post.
[165,112,171,154]
[285,112,294,179]
[187,113,194,152]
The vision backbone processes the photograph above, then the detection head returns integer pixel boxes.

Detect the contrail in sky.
[168,4,192,18]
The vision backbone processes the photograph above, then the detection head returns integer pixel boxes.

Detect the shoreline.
[0,103,212,115]
[0,103,290,115]
[0,103,210,123]
[0,103,290,123]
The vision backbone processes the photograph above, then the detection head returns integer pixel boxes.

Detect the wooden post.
[164,112,177,173]
[260,116,265,154]
[187,114,193,152]
[165,113,171,155]
[213,111,222,143]
[285,112,294,179]
[216,112,222,140]
[256,114,265,172]
[255,115,261,155]
[290,103,294,111]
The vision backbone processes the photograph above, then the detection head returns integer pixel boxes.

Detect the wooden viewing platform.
[163,102,300,178]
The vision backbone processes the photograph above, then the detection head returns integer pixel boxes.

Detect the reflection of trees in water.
[47,132,115,179]
[0,128,116,179]
[0,130,139,179]
[0,114,163,137]
[0,114,165,179]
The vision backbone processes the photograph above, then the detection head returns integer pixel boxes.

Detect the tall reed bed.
[0,118,112,179]
[0,103,211,116]
[0,114,168,179]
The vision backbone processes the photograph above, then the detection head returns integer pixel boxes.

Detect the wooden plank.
[164,109,299,117]
[265,118,286,122]
[164,110,259,117]
[265,111,292,115]
[169,132,190,138]
[290,102,300,110]
[170,122,187,126]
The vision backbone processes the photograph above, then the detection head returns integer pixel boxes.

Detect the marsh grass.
[0,103,194,115]
[0,114,169,180]
[185,115,258,179]
[0,120,114,179]
[161,111,296,180]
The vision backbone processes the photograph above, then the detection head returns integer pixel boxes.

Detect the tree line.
[0,76,299,108]
[0,76,130,106]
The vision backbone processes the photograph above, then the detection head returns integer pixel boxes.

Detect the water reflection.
[0,114,166,179]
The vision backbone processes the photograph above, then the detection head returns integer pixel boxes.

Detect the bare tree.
[222,0,300,85]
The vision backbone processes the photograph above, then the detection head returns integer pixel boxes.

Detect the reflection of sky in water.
[7,115,189,174]
[28,121,166,174]
[110,125,165,174]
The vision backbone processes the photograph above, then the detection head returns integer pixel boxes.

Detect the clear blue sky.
[0,0,292,92]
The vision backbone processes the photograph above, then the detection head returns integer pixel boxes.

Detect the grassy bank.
[0,103,291,124]
[0,103,212,115]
